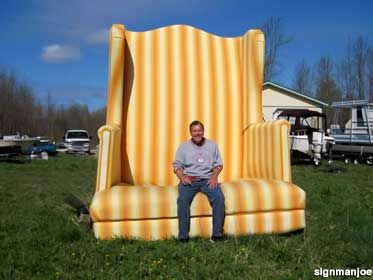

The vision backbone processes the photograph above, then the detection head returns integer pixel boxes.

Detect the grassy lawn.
[1,154,372,279]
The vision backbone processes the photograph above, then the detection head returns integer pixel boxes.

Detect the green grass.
[1,155,373,279]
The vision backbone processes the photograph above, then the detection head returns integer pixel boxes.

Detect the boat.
[329,100,373,164]
[276,109,335,166]
[0,133,39,158]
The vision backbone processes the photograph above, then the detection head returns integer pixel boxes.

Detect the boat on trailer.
[329,100,373,164]
[0,133,39,159]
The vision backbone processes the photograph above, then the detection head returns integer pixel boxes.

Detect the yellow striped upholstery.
[90,180,305,222]
[245,120,292,182]
[122,25,247,186]
[91,24,306,240]
[93,210,305,240]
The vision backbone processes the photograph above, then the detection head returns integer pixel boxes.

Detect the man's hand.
[208,175,218,189]
[175,168,191,185]
[181,175,192,185]
[208,166,222,189]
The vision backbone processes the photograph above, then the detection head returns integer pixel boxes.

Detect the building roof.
[330,99,370,108]
[263,81,329,107]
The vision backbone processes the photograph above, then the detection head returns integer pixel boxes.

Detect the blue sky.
[1,0,372,110]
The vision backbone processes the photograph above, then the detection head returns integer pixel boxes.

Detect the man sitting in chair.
[173,120,225,243]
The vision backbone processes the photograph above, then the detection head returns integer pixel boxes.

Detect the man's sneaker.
[209,235,226,243]
[179,238,189,243]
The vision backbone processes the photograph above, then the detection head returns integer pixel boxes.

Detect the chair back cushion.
[121,25,245,185]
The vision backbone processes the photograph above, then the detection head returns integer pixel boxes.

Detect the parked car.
[63,130,91,154]
[57,141,67,149]
[29,139,58,159]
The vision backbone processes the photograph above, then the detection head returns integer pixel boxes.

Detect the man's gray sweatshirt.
[172,139,223,178]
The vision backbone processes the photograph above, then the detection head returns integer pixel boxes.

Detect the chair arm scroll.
[95,124,122,192]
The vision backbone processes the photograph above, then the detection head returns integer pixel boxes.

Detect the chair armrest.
[244,119,292,182]
[95,124,122,192]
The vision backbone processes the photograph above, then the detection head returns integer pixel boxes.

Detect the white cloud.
[86,28,110,44]
[41,44,80,63]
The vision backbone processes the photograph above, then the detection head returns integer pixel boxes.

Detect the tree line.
[291,37,373,125]
[292,37,373,103]
[263,17,373,125]
[0,70,105,145]
[263,17,373,103]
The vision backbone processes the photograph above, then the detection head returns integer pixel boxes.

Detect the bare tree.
[89,107,106,144]
[367,47,373,102]
[315,57,342,126]
[292,59,313,95]
[0,71,36,135]
[337,36,373,102]
[46,92,57,138]
[353,36,369,100]
[337,39,356,100]
[261,17,292,82]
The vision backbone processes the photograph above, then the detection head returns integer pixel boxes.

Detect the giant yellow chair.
[89,24,306,240]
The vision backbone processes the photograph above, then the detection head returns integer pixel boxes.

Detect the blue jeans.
[177,179,225,239]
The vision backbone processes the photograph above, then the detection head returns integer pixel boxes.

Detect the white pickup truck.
[63,130,91,154]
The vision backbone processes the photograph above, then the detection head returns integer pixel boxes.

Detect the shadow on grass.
[0,156,31,164]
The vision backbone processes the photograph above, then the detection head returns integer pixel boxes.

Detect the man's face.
[190,124,204,144]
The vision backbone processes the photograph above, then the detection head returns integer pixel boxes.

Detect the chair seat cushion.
[90,179,306,222]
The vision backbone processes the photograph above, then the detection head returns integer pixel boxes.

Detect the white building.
[262,82,328,121]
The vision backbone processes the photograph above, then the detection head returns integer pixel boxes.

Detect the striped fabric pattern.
[96,124,122,192]
[90,179,305,222]
[93,210,305,240]
[121,25,250,186]
[244,120,292,182]
[241,29,265,129]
